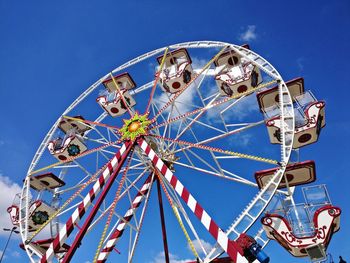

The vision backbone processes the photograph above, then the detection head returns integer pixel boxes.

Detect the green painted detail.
[67,144,80,156]
[119,112,151,141]
[32,211,49,225]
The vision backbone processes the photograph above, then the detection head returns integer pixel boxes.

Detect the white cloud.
[227,94,259,121]
[191,57,208,70]
[150,240,212,263]
[0,174,22,236]
[229,133,253,147]
[11,250,21,258]
[154,55,211,119]
[207,93,259,124]
[239,25,257,42]
[155,82,198,117]
[150,252,192,263]
[296,57,305,71]
[0,249,22,261]
[190,239,212,255]
[0,250,6,260]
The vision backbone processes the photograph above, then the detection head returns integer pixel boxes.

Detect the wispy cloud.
[296,57,305,71]
[0,173,22,236]
[150,252,192,263]
[153,56,204,118]
[229,133,253,147]
[191,57,208,70]
[190,238,212,255]
[239,25,257,42]
[0,249,22,262]
[207,93,259,123]
[11,250,21,258]
[149,239,212,263]
[155,84,197,117]
[226,94,259,121]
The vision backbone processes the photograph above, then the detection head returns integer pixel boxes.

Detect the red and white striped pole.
[137,137,248,263]
[40,141,133,263]
[96,173,154,263]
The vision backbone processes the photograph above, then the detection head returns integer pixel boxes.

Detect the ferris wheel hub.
[119,112,151,141]
[128,121,141,132]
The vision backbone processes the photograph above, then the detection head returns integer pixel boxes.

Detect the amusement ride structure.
[7,41,341,262]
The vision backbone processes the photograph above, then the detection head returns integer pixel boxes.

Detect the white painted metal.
[20,41,295,262]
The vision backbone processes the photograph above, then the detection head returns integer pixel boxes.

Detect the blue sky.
[0,1,349,262]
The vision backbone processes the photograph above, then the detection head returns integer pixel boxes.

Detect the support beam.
[137,137,248,263]
[156,178,170,263]
[61,142,133,262]
[96,173,154,263]
[40,141,133,263]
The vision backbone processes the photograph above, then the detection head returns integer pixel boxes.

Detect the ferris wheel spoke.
[98,146,149,173]
[51,164,79,169]
[187,148,221,174]
[203,91,220,102]
[85,112,109,136]
[39,141,133,263]
[156,97,203,113]
[72,159,93,176]
[150,85,197,153]
[83,128,116,146]
[188,116,227,134]
[161,105,173,140]
[97,148,116,163]
[87,124,116,144]
[62,115,120,132]
[173,160,257,187]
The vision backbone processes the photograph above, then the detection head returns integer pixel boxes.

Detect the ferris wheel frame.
[19,41,295,263]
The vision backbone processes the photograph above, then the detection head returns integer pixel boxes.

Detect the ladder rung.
[259,197,268,203]
[246,213,255,220]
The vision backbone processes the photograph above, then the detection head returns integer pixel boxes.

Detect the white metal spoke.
[172,120,265,155]
[174,160,257,187]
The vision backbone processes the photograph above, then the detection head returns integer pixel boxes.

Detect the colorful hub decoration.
[119,112,151,141]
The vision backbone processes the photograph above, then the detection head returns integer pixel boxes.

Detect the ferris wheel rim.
[19,40,295,262]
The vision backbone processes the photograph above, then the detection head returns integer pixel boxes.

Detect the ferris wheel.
[8,41,339,263]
